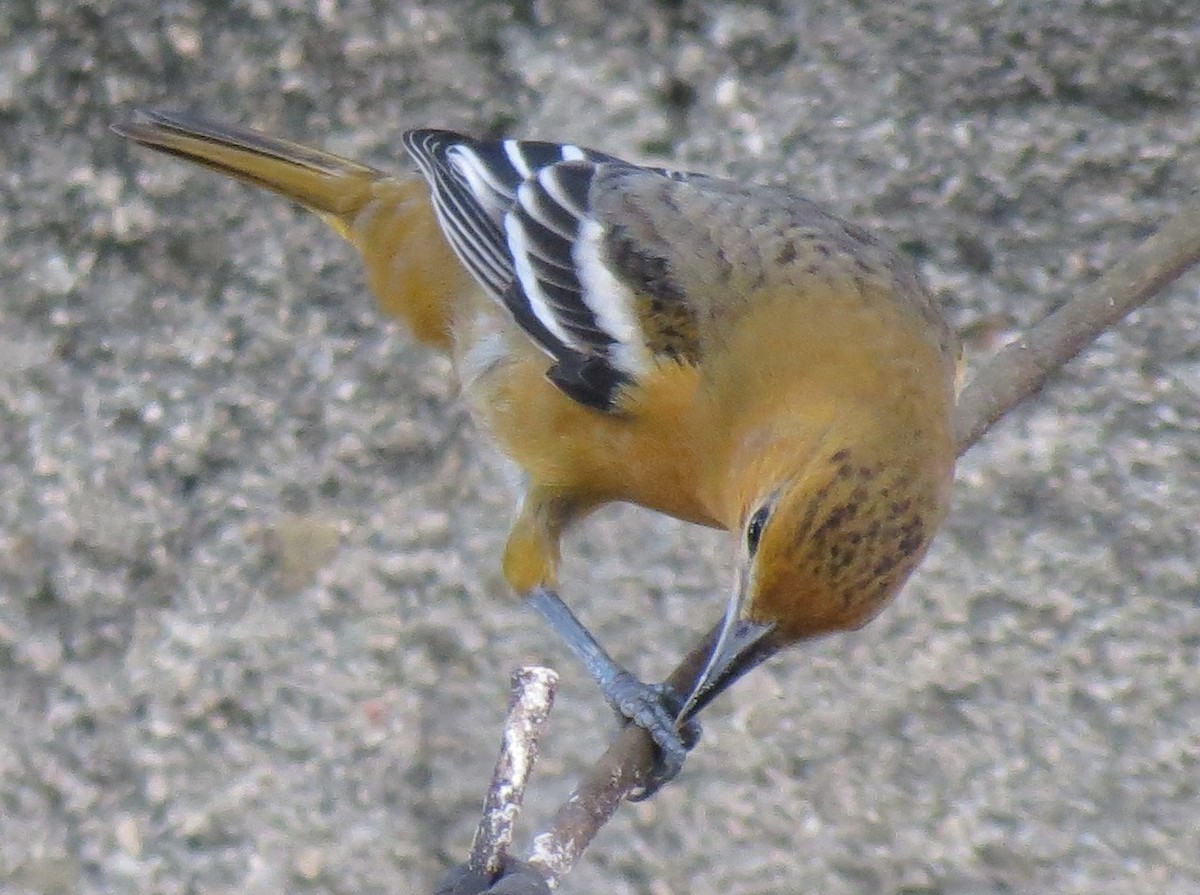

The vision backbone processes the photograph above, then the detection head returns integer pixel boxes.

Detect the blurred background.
[3,1,1200,892]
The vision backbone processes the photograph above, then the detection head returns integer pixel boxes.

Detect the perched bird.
[113,110,959,794]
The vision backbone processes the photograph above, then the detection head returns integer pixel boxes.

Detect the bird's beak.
[677,584,777,723]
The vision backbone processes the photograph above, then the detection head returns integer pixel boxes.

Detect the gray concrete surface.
[3,1,1200,893]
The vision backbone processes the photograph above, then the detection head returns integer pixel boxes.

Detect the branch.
[953,197,1200,454]
[526,191,1200,878]
[469,667,559,877]
[527,631,719,881]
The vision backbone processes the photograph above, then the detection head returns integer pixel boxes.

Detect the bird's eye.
[745,503,771,556]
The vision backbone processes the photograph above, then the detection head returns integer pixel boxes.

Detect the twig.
[953,196,1200,454]
[468,666,559,878]
[526,191,1200,879]
[527,631,718,881]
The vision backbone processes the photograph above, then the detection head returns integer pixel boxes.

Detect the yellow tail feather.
[114,110,468,348]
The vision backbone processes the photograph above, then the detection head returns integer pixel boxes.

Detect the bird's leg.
[525,586,700,798]
[505,490,699,797]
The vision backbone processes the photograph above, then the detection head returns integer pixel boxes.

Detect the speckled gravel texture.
[4,2,1200,893]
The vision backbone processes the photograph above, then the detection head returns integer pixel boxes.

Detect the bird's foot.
[605,674,702,801]
[523,586,702,798]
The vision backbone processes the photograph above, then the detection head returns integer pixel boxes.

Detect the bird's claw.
[606,675,702,800]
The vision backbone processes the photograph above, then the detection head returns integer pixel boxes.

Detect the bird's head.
[677,440,951,723]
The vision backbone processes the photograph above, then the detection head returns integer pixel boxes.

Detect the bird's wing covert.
[404,129,700,411]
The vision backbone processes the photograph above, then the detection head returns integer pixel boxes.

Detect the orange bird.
[114,110,958,794]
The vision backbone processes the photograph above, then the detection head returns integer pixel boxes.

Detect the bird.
[113,109,959,796]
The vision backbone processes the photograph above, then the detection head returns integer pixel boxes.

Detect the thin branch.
[953,197,1200,454]
[526,628,719,879]
[469,666,559,878]
[527,191,1200,879]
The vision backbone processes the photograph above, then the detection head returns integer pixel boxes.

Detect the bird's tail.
[112,109,388,237]
[113,109,467,348]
